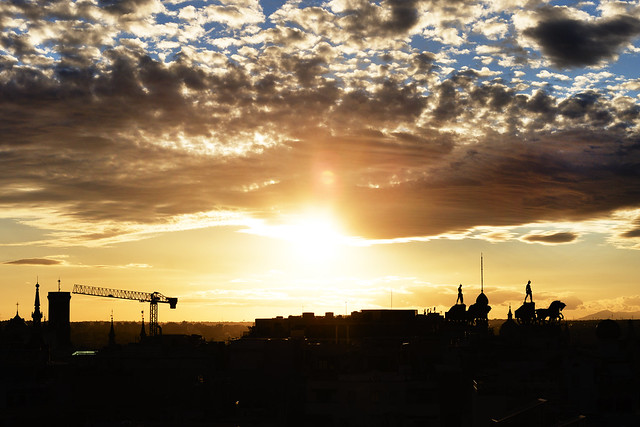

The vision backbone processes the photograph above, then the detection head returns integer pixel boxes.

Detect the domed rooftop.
[476,291,489,306]
[7,303,27,331]
[7,312,27,329]
[499,307,517,337]
[5,306,29,344]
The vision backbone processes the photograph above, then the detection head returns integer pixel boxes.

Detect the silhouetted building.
[499,306,518,340]
[250,309,444,342]
[4,304,29,345]
[4,277,640,427]
[47,289,71,349]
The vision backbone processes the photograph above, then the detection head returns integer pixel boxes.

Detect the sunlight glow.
[320,170,336,186]
[241,212,348,263]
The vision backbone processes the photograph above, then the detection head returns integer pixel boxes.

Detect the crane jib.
[72,283,178,337]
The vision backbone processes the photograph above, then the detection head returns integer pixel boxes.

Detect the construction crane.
[72,284,178,336]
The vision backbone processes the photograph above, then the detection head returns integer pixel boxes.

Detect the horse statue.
[536,300,566,323]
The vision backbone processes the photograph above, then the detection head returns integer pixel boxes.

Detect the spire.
[34,280,41,309]
[508,305,513,320]
[140,310,146,340]
[109,310,116,347]
[32,280,42,327]
[480,253,484,293]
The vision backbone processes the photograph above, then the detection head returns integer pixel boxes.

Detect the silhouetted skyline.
[2,280,638,426]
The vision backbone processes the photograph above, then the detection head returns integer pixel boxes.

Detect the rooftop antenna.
[481,253,484,293]
[391,288,393,309]
[58,278,61,292]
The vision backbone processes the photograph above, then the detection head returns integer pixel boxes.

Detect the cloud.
[521,232,579,245]
[523,12,640,68]
[328,0,420,37]
[622,228,640,238]
[620,216,640,238]
[0,0,639,247]
[560,295,583,310]
[1,47,639,243]
[99,0,164,18]
[4,258,62,265]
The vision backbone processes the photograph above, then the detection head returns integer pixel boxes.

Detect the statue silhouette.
[456,284,463,304]
[524,280,532,303]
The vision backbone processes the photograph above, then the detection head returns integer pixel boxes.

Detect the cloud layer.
[1,0,640,247]
[4,258,62,265]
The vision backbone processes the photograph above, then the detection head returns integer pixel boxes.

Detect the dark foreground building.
[1,284,639,426]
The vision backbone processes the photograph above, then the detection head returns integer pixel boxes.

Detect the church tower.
[108,311,116,347]
[32,280,43,328]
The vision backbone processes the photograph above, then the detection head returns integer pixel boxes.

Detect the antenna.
[58,278,61,292]
[391,288,393,309]
[481,253,484,293]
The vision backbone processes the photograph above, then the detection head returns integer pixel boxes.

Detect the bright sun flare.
[244,212,346,263]
[289,218,342,261]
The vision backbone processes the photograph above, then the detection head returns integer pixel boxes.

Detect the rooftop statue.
[456,284,463,305]
[445,284,490,326]
[524,280,533,303]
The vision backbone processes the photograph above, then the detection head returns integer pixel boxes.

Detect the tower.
[48,279,71,349]
[28,280,45,347]
[140,310,147,340]
[32,280,43,328]
[108,311,116,347]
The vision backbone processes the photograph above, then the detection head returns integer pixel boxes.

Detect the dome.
[475,291,488,306]
[5,311,29,344]
[7,312,27,330]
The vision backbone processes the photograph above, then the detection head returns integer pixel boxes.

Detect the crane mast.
[72,284,177,336]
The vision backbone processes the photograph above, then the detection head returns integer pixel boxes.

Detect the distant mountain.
[578,310,640,320]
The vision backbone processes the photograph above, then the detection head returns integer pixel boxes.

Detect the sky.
[1,0,640,322]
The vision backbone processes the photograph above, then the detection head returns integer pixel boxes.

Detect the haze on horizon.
[1,0,639,322]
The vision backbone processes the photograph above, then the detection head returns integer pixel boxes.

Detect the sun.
[243,211,347,264]
[288,216,343,262]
